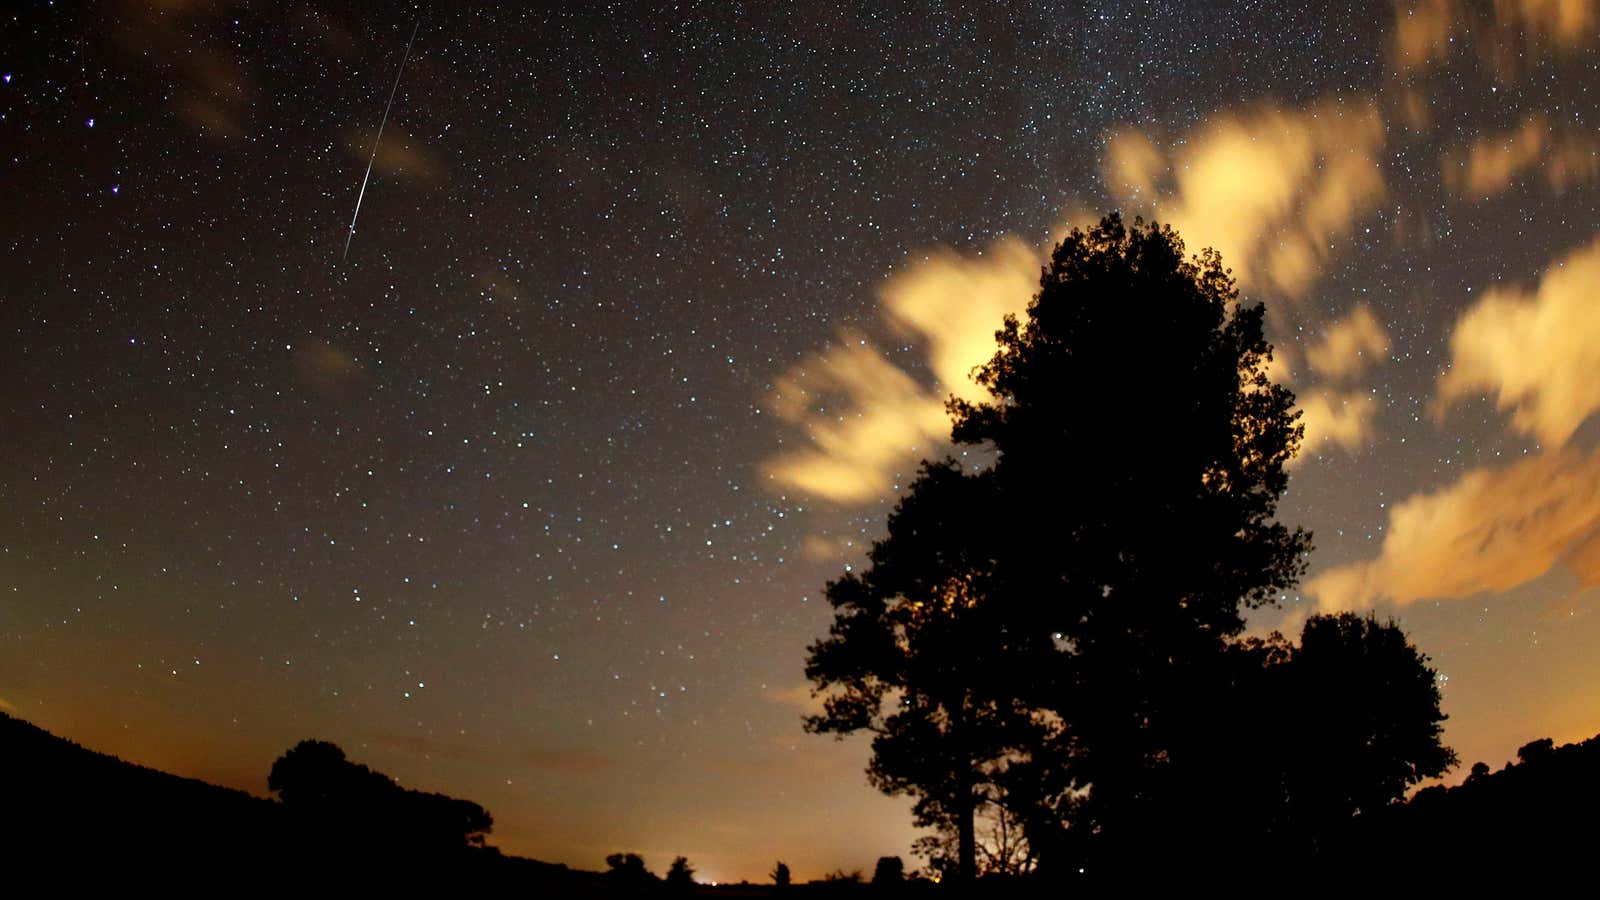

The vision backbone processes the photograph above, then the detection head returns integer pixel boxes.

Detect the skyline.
[5,1,1600,882]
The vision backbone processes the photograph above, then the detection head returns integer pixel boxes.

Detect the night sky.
[5,0,1600,883]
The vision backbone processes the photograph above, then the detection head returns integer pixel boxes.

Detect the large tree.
[943,214,1311,858]
[268,739,493,854]
[806,214,1454,878]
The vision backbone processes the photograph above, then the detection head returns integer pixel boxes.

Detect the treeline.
[1343,733,1600,882]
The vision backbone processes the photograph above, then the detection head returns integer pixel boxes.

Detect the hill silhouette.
[6,710,1599,892]
[0,712,589,893]
[1337,731,1600,885]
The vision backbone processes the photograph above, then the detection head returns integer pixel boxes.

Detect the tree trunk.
[957,771,977,886]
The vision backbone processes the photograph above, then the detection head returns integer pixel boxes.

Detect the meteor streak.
[342,19,420,264]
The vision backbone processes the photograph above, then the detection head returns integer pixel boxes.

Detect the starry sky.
[5,0,1600,883]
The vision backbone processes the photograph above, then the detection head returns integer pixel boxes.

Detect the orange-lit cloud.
[1392,0,1460,70]
[108,0,255,141]
[1103,98,1386,298]
[1297,389,1380,457]
[763,683,826,717]
[1445,116,1600,198]
[1390,0,1598,74]
[773,96,1391,504]
[1449,116,1549,196]
[799,533,866,562]
[1307,447,1600,610]
[1306,305,1391,380]
[763,236,1044,503]
[764,339,950,503]
[1495,0,1598,49]
[342,125,445,185]
[1438,236,1600,447]
[292,340,364,401]
[1279,306,1391,461]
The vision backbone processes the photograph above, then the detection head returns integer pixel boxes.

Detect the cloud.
[1495,0,1598,48]
[291,340,364,400]
[1438,236,1600,447]
[1392,0,1460,70]
[1306,305,1391,381]
[1443,116,1600,198]
[763,683,825,717]
[1103,98,1387,298]
[372,732,612,774]
[763,236,1044,503]
[772,94,1392,506]
[1307,448,1600,610]
[1276,306,1390,462]
[1390,0,1598,75]
[1298,389,1380,456]
[1450,117,1549,196]
[108,0,255,140]
[799,533,866,562]
[342,125,444,185]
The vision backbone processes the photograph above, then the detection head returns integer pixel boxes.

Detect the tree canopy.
[267,739,492,854]
[804,213,1454,880]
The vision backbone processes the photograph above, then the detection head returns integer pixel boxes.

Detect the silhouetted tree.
[872,855,904,886]
[942,213,1311,865]
[1519,737,1556,764]
[807,214,1308,875]
[805,460,1048,884]
[665,856,696,893]
[1280,614,1457,833]
[606,852,658,892]
[267,739,492,854]
[805,214,1462,879]
[771,861,791,887]
[912,780,1042,879]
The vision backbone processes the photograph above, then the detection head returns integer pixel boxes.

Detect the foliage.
[771,860,791,887]
[804,459,1049,881]
[665,855,696,893]
[606,851,657,886]
[267,739,492,854]
[871,855,904,885]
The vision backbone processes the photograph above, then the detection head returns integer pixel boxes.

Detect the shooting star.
[342,19,421,264]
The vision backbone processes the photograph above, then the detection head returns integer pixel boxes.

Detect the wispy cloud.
[763,235,1046,504]
[1103,98,1387,299]
[1438,235,1600,447]
[1307,447,1600,610]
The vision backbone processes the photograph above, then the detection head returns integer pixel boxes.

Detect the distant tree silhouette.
[665,855,696,893]
[771,860,791,887]
[267,739,492,855]
[1279,614,1456,832]
[1518,737,1555,764]
[606,852,658,892]
[872,855,904,886]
